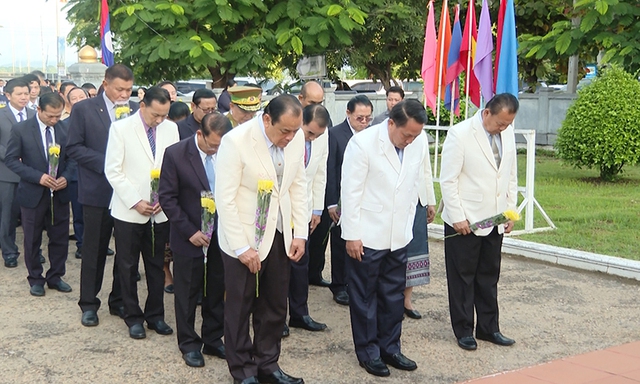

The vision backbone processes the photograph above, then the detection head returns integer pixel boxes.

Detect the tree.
[555,65,640,181]
[519,0,640,78]
[65,0,367,86]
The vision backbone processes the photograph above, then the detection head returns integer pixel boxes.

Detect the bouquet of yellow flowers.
[254,179,274,297]
[48,144,60,225]
[200,191,216,292]
[115,103,130,120]
[445,210,521,238]
[150,168,160,256]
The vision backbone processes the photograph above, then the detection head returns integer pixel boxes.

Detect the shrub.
[555,65,640,181]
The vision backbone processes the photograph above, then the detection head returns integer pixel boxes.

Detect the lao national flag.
[444,5,462,116]
[100,0,114,67]
[495,0,519,97]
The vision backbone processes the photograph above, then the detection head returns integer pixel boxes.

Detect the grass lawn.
[433,153,640,260]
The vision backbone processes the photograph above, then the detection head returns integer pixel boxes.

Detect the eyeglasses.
[354,115,373,123]
[197,105,217,114]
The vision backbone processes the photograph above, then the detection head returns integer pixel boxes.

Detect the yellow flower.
[504,210,521,221]
[115,106,130,119]
[150,168,161,179]
[48,145,60,156]
[201,197,216,214]
[257,179,274,192]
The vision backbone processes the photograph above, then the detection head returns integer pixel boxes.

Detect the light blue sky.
[0,0,79,70]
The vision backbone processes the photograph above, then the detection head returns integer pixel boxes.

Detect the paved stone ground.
[1,228,639,384]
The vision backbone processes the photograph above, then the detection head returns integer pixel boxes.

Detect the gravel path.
[1,231,639,384]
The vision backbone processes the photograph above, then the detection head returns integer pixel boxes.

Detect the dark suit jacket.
[177,114,200,141]
[325,119,353,207]
[5,116,76,208]
[158,137,211,258]
[66,96,138,208]
[0,106,36,183]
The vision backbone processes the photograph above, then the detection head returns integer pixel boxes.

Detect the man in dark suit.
[177,89,218,140]
[66,64,138,327]
[5,92,75,296]
[322,95,373,306]
[0,78,34,268]
[159,113,231,367]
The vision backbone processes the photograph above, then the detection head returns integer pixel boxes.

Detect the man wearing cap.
[225,85,262,128]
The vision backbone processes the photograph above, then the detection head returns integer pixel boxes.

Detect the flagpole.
[434,0,449,178]
[464,1,472,119]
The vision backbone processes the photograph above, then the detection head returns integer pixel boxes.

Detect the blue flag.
[495,0,518,97]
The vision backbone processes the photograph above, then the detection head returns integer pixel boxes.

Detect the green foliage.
[64,0,367,85]
[555,65,640,181]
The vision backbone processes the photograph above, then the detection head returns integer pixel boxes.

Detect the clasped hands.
[39,174,67,191]
[453,219,514,235]
[238,238,306,274]
[133,200,163,216]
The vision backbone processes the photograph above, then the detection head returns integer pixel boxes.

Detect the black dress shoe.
[30,284,45,297]
[109,306,125,319]
[381,352,417,371]
[282,323,290,338]
[81,310,99,327]
[359,357,390,377]
[333,291,349,306]
[457,336,478,350]
[289,315,327,332]
[202,344,226,359]
[135,271,141,281]
[404,308,422,319]
[4,258,17,268]
[257,368,304,384]
[147,320,173,335]
[164,284,174,293]
[39,253,45,264]
[233,377,259,384]
[129,323,146,339]
[48,279,72,292]
[107,247,115,256]
[182,350,205,367]
[309,278,331,287]
[476,331,515,346]
[75,248,82,259]
[196,290,203,305]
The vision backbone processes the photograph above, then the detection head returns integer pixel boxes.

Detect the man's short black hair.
[386,86,405,99]
[347,95,373,113]
[389,99,428,126]
[486,93,519,115]
[81,82,97,90]
[264,94,302,124]
[141,86,171,106]
[200,112,232,137]
[22,74,40,86]
[4,78,30,95]
[302,104,330,128]
[39,92,65,111]
[169,101,190,121]
[105,64,134,82]
[193,89,217,106]
[60,81,77,96]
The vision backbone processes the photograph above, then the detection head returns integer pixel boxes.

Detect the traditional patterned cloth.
[163,243,173,263]
[406,204,430,287]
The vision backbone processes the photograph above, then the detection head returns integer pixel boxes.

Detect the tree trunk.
[207,66,234,88]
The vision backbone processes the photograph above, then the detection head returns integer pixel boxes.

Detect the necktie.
[45,127,53,158]
[395,147,403,164]
[491,134,501,169]
[18,112,24,122]
[205,155,215,192]
[304,142,311,168]
[147,127,156,158]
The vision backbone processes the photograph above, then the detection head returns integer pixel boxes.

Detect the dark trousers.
[174,233,225,354]
[307,209,331,282]
[113,219,168,327]
[0,181,19,260]
[22,192,69,287]
[78,205,121,313]
[347,246,407,362]
[444,224,503,339]
[68,181,83,249]
[329,224,348,295]
[223,232,289,381]
[288,236,310,320]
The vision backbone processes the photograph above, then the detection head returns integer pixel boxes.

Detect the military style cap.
[228,85,262,112]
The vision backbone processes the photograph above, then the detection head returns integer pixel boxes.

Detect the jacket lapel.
[31,120,48,165]
[132,115,155,163]
[380,124,401,174]
[472,113,498,171]
[188,137,210,191]
[251,121,278,190]
[95,96,113,130]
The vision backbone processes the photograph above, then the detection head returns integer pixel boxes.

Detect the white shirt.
[9,104,28,123]
[194,134,216,169]
[103,92,116,123]
[36,113,56,159]
[479,112,502,157]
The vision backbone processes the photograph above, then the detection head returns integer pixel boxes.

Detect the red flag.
[421,1,438,114]
[459,0,480,107]
[493,0,507,92]
[434,0,451,100]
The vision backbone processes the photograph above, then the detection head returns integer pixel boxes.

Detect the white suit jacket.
[215,118,309,261]
[105,112,179,224]
[305,132,328,221]
[340,121,436,251]
[440,111,518,236]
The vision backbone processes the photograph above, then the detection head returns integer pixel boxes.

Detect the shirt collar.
[258,116,275,149]
[139,110,152,132]
[346,118,356,136]
[35,113,48,131]
[194,134,211,163]
[8,104,27,119]
[102,92,116,112]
